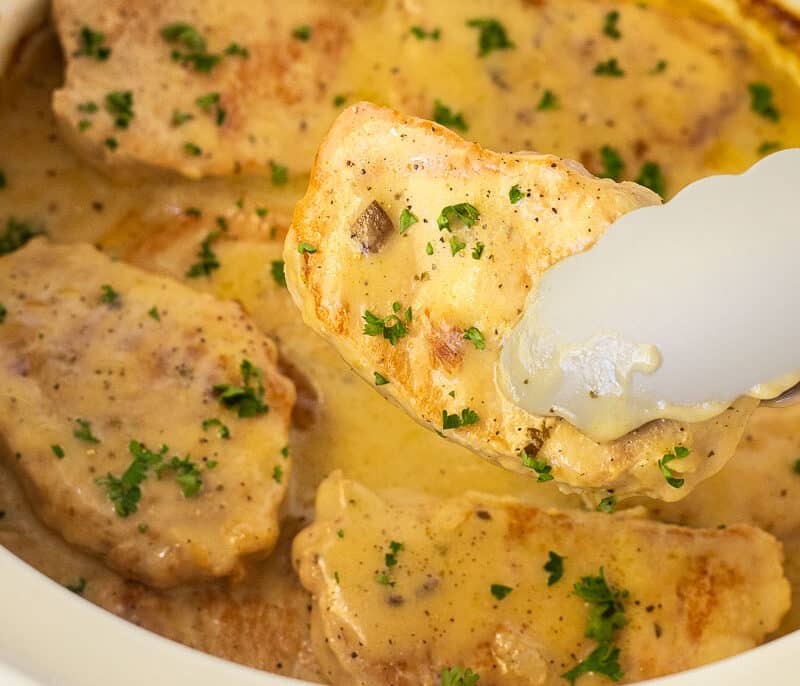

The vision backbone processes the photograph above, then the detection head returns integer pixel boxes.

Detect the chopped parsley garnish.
[147,306,160,321]
[490,583,513,600]
[426,242,434,255]
[603,11,621,39]
[521,452,553,482]
[333,94,347,107]
[650,59,668,74]
[463,326,485,349]
[399,208,418,234]
[509,184,524,204]
[442,408,479,430]
[73,419,100,444]
[574,567,629,644]
[292,25,312,41]
[272,465,283,484]
[599,145,624,181]
[105,91,134,129]
[466,18,514,56]
[66,577,87,594]
[437,203,479,230]
[185,207,202,217]
[749,82,780,121]
[793,458,800,474]
[281,445,290,458]
[594,58,625,77]
[156,455,203,497]
[171,110,194,126]
[0,218,43,255]
[206,460,218,469]
[51,444,65,459]
[270,260,287,288]
[544,551,564,586]
[440,666,480,686]
[758,140,781,155]
[363,307,409,345]
[636,162,666,197]
[100,284,120,306]
[374,372,390,385]
[161,22,220,72]
[76,26,111,60]
[196,92,226,126]
[472,242,485,259]
[433,100,468,132]
[184,142,202,156]
[255,207,269,217]
[297,241,317,254]
[450,235,467,255]
[270,161,289,186]
[410,26,441,40]
[186,231,220,278]
[202,417,230,439]
[376,572,393,586]
[96,441,166,517]
[385,540,403,567]
[78,101,98,113]
[105,137,118,151]
[658,445,690,488]
[536,89,560,111]
[337,528,344,538]
[224,42,249,57]
[597,495,617,513]
[0,171,5,190]
[562,643,623,685]
[213,359,270,417]
[78,119,92,131]
[138,523,148,533]
[0,304,5,323]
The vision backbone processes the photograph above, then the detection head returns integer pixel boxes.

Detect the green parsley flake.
[574,567,629,644]
[758,141,781,155]
[363,307,409,345]
[603,11,621,39]
[184,142,202,156]
[658,445,690,488]
[186,231,221,278]
[51,444,65,459]
[385,540,403,567]
[196,92,226,126]
[96,441,165,517]
[105,137,118,151]
[793,459,800,474]
[636,161,666,197]
[105,91,134,129]
[78,119,92,131]
[599,145,624,181]
[272,465,283,484]
[442,408,479,430]
[66,577,87,594]
[224,42,249,57]
[426,242,434,255]
[292,25,311,41]
[410,26,441,40]
[0,304,5,323]
[597,495,617,513]
[562,643,623,685]
[0,218,43,256]
[76,26,111,60]
[0,171,6,189]
[440,666,480,686]
[450,235,467,255]
[433,100,468,132]
[544,551,564,586]
[333,94,347,107]
[437,203,479,230]
[161,22,220,72]
[337,528,344,538]
[463,326,485,350]
[206,460,218,469]
[399,208,419,234]
[148,306,160,321]
[269,260,287,288]
[374,372,390,386]
[490,583,513,600]
[749,82,780,121]
[472,242,485,259]
[138,523,148,533]
[536,89,560,111]
[213,359,270,418]
[73,418,100,443]
[100,284,120,306]
[78,101,98,113]
[594,58,625,77]
[650,59,668,75]
[281,445,290,458]
[255,207,269,217]
[185,207,202,217]
[466,18,514,56]
[202,417,230,439]
[297,241,317,255]
[156,455,203,497]
[509,184,524,204]
[172,110,194,126]
[270,161,289,186]
[521,452,554,482]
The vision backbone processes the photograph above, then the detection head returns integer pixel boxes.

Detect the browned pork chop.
[0,239,294,587]
[294,475,790,686]
[284,103,757,503]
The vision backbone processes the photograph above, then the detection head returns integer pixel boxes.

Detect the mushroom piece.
[350,200,394,253]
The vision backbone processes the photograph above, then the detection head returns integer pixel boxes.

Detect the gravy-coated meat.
[0,239,294,588]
